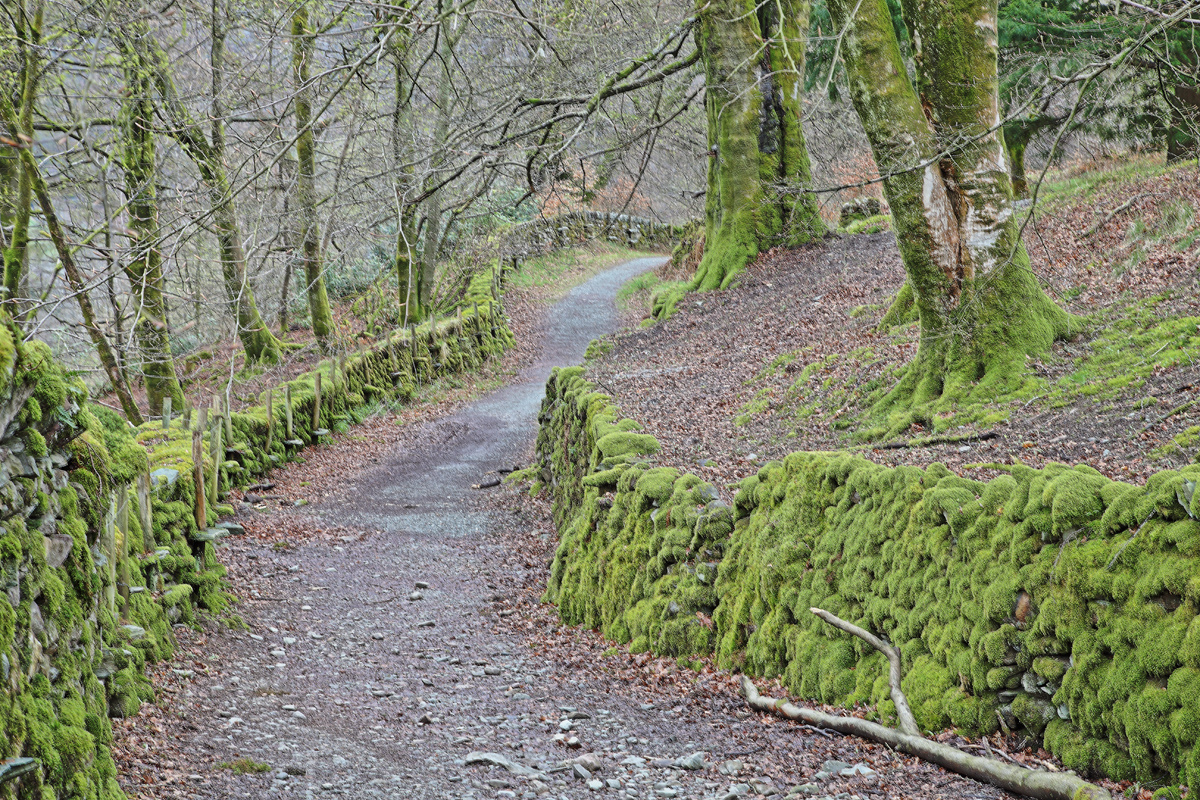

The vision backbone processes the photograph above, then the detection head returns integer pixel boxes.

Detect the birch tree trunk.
[120,34,185,415]
[292,3,335,349]
[691,0,825,292]
[828,0,1072,426]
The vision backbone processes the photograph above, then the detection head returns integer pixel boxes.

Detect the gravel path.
[117,256,1020,800]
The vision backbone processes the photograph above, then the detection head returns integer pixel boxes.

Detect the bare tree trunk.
[115,7,282,364]
[120,30,185,414]
[277,152,296,334]
[420,15,459,312]
[827,0,1071,427]
[208,0,283,363]
[691,0,824,292]
[389,10,425,325]
[1,104,143,423]
[2,0,42,328]
[292,2,334,349]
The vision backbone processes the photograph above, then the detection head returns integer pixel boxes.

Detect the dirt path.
[117,257,1019,800]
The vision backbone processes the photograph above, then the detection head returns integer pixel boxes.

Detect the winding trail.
[145,256,1013,800]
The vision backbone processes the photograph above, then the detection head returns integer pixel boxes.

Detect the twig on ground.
[1084,193,1152,237]
[1140,399,1196,433]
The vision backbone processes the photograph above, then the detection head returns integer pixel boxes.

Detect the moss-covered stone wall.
[498,211,682,259]
[0,268,513,799]
[537,366,1200,789]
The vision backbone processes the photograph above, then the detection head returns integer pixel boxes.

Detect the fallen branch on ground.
[867,431,1000,451]
[1084,193,1153,237]
[737,607,1112,800]
[809,607,919,736]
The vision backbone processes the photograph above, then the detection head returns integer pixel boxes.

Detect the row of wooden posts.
[131,293,510,598]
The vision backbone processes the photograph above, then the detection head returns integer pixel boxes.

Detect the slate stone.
[43,534,74,568]
[149,468,180,488]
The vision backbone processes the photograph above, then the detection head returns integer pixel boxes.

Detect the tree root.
[737,607,1112,800]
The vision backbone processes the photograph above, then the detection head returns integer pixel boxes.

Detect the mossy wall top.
[537,366,1200,787]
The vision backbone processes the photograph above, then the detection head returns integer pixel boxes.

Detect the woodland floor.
[592,159,1200,495]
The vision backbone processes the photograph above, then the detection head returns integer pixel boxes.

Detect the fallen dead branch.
[809,607,919,736]
[869,430,1000,450]
[1084,193,1154,237]
[737,607,1112,800]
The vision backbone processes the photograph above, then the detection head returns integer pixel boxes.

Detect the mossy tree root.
[740,609,1113,800]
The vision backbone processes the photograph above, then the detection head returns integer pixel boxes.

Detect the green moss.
[52,724,96,781]
[595,431,659,460]
[219,758,271,774]
[537,369,1200,785]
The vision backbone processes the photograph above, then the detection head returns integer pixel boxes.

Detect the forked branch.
[737,608,1112,800]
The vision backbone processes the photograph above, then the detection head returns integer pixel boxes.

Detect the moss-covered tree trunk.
[291,4,335,349]
[691,0,825,292]
[828,0,1072,427]
[120,43,185,415]
[1,0,42,327]
[207,0,282,363]
[1166,84,1200,163]
[1003,124,1030,198]
[117,7,282,364]
[419,13,461,312]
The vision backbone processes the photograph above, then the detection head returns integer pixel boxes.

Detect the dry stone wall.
[536,366,1200,791]
[0,268,514,799]
[497,211,682,259]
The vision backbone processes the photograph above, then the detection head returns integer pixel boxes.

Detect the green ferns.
[538,367,1200,786]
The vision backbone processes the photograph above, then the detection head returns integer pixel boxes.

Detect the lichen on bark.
[829,0,1074,431]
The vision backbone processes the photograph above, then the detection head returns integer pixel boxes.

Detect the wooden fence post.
[137,471,153,552]
[209,405,222,508]
[162,397,172,430]
[192,425,206,530]
[285,384,295,440]
[183,397,192,431]
[223,388,234,443]
[312,371,322,433]
[104,494,117,616]
[117,489,130,617]
[265,389,274,453]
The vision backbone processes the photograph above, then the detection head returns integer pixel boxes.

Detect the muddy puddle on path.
[148,256,1016,800]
